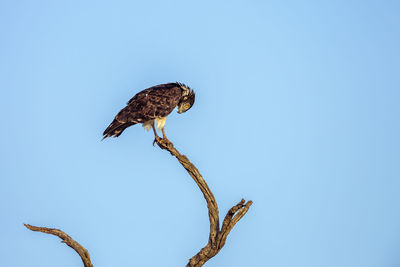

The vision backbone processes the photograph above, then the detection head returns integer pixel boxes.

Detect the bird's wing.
[127,83,178,105]
[103,83,181,139]
[124,83,181,120]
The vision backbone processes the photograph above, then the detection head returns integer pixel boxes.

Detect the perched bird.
[103,82,195,142]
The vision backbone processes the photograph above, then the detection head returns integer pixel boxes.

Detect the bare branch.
[218,199,253,249]
[24,138,252,267]
[155,138,252,267]
[155,138,220,246]
[24,224,93,267]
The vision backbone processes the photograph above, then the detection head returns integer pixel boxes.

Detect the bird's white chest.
[142,117,167,131]
[155,117,167,129]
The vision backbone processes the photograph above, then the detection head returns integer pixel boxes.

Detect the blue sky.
[1,1,399,266]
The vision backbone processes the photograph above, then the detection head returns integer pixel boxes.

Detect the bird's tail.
[102,119,135,139]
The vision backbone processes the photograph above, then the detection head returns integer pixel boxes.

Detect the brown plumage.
[103,82,195,140]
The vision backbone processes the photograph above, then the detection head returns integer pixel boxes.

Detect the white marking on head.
[177,82,191,96]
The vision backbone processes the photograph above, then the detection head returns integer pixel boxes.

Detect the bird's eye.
[184,104,190,109]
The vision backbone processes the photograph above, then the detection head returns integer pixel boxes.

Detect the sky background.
[1,1,399,266]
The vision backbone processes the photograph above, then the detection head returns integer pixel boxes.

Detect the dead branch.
[24,224,93,267]
[24,138,252,267]
[154,138,252,267]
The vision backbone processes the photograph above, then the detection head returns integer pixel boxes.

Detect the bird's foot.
[153,136,172,147]
[153,135,161,146]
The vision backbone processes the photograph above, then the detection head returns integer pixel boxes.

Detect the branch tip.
[24,224,93,267]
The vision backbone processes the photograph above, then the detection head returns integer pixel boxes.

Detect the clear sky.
[1,1,399,266]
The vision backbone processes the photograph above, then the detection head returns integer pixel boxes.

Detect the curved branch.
[24,224,93,267]
[155,138,252,267]
[24,138,252,267]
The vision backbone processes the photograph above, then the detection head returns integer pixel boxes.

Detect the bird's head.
[177,83,195,114]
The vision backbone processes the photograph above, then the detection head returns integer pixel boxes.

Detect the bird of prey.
[103,82,195,142]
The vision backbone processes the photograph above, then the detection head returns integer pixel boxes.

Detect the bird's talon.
[153,136,161,146]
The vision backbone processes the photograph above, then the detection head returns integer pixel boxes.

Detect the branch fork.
[154,139,252,267]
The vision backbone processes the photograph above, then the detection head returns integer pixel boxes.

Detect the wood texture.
[154,138,252,267]
[24,224,93,267]
[25,138,252,267]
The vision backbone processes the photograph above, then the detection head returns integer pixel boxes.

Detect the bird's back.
[103,83,182,139]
